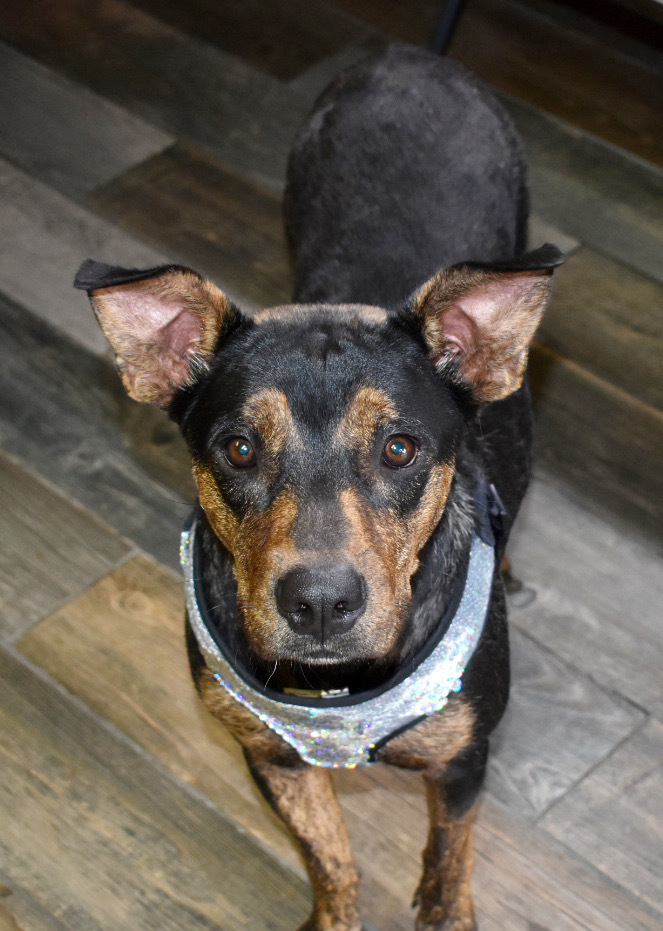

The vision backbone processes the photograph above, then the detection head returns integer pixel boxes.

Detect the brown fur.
[338,461,454,657]
[253,303,388,326]
[377,699,475,769]
[336,386,399,460]
[198,667,298,764]
[416,789,478,931]
[193,461,301,655]
[92,271,232,406]
[413,265,553,402]
[242,388,302,481]
[246,757,361,931]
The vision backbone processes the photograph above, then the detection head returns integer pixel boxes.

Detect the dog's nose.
[276,565,366,642]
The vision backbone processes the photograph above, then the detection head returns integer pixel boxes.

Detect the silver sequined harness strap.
[181,520,494,769]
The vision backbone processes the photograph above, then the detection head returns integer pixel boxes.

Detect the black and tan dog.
[76,45,562,931]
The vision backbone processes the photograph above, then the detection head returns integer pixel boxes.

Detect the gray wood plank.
[507,473,663,720]
[527,214,580,257]
[539,247,663,410]
[90,143,292,310]
[0,647,310,930]
[529,344,663,541]
[0,450,131,643]
[540,718,663,916]
[486,627,644,819]
[0,158,169,355]
[338,764,663,929]
[0,42,172,199]
[0,0,308,191]
[502,94,663,287]
[0,288,190,570]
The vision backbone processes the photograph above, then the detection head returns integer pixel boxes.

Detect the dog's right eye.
[224,437,257,469]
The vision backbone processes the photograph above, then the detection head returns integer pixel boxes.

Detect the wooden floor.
[0,1,661,928]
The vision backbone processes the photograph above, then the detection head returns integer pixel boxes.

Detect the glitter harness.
[181,486,501,769]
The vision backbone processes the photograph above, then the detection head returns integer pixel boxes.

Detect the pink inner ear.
[159,307,203,360]
[455,278,530,327]
[439,273,542,355]
[437,303,478,357]
[105,289,188,342]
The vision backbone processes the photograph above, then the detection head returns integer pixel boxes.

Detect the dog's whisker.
[263,660,279,689]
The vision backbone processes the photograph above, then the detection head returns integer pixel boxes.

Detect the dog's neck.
[196,460,477,696]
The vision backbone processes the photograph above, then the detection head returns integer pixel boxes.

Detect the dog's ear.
[74,260,241,407]
[410,244,564,402]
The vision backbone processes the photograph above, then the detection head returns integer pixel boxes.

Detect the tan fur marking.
[92,271,232,406]
[377,698,474,769]
[336,386,399,457]
[339,461,454,656]
[241,388,301,473]
[192,459,241,550]
[192,462,299,654]
[198,667,296,762]
[253,302,387,326]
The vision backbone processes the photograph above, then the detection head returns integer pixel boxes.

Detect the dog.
[75,44,562,931]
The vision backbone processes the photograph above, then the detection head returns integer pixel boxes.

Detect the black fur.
[284,45,530,308]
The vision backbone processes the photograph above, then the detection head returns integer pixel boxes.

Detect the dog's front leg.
[415,773,478,931]
[377,704,484,930]
[245,752,361,931]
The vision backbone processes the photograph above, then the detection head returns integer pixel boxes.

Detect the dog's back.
[285,44,529,308]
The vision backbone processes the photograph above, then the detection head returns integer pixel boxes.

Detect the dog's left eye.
[382,435,418,469]
[225,437,257,469]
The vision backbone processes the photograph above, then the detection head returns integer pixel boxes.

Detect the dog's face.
[79,248,559,668]
[184,302,463,666]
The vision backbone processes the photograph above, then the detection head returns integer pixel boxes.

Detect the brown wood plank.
[17,556,305,877]
[0,450,131,643]
[529,344,663,541]
[130,0,365,81]
[505,95,663,288]
[17,557,662,929]
[450,0,663,168]
[539,247,663,411]
[0,868,70,931]
[331,0,663,167]
[540,718,663,916]
[90,143,292,309]
[339,765,663,930]
[0,647,310,930]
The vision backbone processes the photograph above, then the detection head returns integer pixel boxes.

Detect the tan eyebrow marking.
[253,303,388,325]
[336,386,399,455]
[241,388,302,460]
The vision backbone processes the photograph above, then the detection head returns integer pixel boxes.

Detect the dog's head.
[76,246,560,669]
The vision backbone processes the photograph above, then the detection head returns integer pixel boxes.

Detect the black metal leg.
[432,0,468,54]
